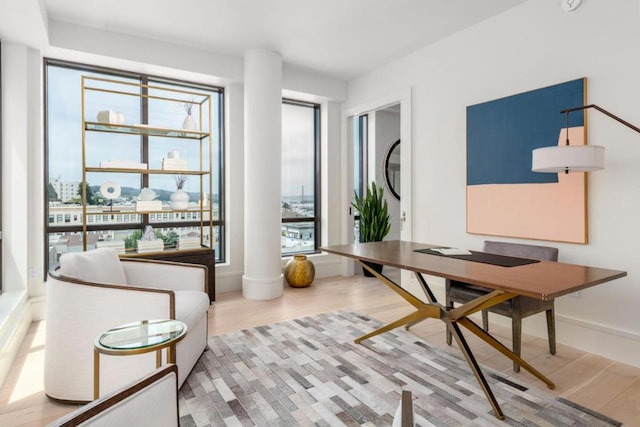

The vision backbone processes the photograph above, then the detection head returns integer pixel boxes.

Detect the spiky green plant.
[351,182,391,243]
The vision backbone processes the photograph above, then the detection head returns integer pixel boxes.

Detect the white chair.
[48,364,179,426]
[45,248,210,402]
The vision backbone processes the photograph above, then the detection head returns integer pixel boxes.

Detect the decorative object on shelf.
[178,98,197,131]
[284,254,315,288]
[170,175,190,210]
[136,188,162,212]
[95,239,125,254]
[199,192,209,208]
[137,188,157,201]
[100,181,121,200]
[100,181,121,217]
[351,182,391,277]
[183,114,197,131]
[178,236,201,250]
[137,240,164,253]
[96,110,125,125]
[99,160,147,169]
[162,151,187,171]
[141,225,157,241]
[137,225,164,253]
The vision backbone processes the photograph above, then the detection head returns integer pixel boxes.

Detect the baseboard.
[30,296,47,321]
[488,311,640,368]
[555,314,640,368]
[216,255,344,294]
[0,294,33,387]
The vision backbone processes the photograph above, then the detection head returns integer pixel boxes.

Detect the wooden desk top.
[320,240,627,300]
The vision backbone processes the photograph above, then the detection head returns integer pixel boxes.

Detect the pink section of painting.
[467,126,587,243]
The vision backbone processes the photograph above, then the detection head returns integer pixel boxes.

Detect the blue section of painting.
[467,79,585,185]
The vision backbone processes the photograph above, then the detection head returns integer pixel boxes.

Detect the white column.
[2,43,30,294]
[242,49,283,300]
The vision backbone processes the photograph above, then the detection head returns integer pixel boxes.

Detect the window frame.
[281,98,321,256]
[43,58,226,272]
[0,41,3,293]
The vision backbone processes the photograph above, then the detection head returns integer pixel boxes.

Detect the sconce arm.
[560,104,640,134]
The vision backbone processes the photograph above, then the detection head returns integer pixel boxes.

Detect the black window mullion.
[313,104,321,252]
[140,75,150,230]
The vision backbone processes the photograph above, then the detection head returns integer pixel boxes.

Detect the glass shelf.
[85,122,209,140]
[84,208,208,215]
[85,166,209,175]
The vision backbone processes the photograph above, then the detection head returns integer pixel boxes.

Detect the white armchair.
[48,364,179,426]
[45,248,210,402]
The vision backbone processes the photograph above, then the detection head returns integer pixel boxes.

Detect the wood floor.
[1,272,639,426]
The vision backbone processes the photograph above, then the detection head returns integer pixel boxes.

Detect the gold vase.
[284,254,315,288]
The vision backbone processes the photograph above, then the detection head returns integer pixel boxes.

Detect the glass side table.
[93,319,187,399]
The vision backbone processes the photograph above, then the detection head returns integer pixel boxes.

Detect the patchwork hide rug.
[178,311,622,426]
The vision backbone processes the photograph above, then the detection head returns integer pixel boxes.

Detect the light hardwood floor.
[1,272,639,426]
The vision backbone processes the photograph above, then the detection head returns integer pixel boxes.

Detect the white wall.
[0,42,45,388]
[345,0,640,367]
[373,109,401,240]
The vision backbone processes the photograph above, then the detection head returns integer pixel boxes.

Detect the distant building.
[50,177,81,203]
[281,208,314,252]
[47,202,219,268]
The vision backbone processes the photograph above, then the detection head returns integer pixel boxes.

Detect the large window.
[44,60,225,270]
[281,100,320,256]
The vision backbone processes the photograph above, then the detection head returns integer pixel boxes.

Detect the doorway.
[373,104,401,240]
[343,89,412,275]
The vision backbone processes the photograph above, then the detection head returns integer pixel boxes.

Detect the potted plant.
[351,182,391,276]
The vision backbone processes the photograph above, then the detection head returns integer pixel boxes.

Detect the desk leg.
[156,349,162,368]
[458,317,555,389]
[448,321,505,420]
[354,310,435,344]
[355,261,441,344]
[405,272,439,330]
[93,348,100,400]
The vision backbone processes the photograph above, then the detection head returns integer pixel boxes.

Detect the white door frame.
[341,88,413,276]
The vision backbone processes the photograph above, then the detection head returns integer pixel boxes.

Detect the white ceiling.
[40,0,526,80]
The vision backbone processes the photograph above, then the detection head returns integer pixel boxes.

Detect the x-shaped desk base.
[356,261,555,420]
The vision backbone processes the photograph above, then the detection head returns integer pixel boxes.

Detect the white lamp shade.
[532,145,605,173]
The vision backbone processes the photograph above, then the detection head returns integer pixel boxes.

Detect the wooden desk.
[320,240,627,420]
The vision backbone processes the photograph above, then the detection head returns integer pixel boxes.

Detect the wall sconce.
[531,104,640,173]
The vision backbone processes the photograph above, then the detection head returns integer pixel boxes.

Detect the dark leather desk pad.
[414,248,540,268]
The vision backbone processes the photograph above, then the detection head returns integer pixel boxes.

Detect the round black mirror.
[384,139,400,200]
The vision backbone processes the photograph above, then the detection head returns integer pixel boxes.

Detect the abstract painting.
[466,78,588,243]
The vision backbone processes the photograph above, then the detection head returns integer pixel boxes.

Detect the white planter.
[170,189,189,210]
[182,114,197,130]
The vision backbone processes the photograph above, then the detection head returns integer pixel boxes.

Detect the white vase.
[170,189,189,210]
[182,114,197,130]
